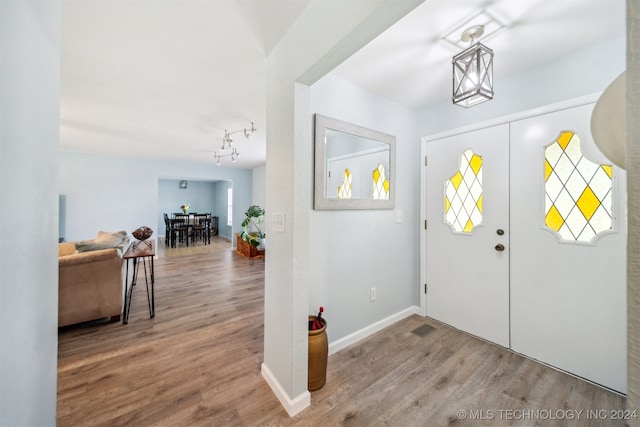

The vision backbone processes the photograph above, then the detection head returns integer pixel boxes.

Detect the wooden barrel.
[308,315,328,391]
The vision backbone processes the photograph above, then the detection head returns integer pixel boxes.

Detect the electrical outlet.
[370,287,377,301]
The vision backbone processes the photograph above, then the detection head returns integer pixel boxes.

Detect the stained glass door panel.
[544,131,613,243]
[425,124,510,347]
[444,149,483,233]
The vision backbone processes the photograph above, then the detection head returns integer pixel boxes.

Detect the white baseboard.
[328,305,421,355]
[261,306,420,417]
[261,363,310,417]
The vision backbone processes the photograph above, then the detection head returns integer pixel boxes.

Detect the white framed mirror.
[314,114,396,210]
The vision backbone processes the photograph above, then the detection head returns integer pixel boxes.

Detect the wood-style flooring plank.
[57,246,626,426]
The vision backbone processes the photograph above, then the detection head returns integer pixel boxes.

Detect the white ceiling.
[60,0,626,169]
[333,0,626,110]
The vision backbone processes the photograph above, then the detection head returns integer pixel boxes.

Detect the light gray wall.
[310,74,419,341]
[264,0,424,413]
[59,150,252,244]
[416,36,626,138]
[252,164,266,209]
[0,1,60,425]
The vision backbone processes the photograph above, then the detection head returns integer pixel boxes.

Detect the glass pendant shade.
[452,42,494,108]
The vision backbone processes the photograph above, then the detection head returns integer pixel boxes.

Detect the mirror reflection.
[325,129,390,199]
[314,114,395,210]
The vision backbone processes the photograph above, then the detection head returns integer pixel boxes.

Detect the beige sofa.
[58,231,129,327]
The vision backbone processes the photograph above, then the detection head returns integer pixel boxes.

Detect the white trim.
[328,306,420,355]
[419,133,427,317]
[261,363,310,417]
[327,145,388,162]
[422,93,602,143]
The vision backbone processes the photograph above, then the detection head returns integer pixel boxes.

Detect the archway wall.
[262,0,424,415]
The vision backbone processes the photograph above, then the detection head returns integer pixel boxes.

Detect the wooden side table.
[122,240,155,324]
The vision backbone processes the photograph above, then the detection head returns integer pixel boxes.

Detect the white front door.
[510,104,627,393]
[424,103,627,393]
[425,124,510,347]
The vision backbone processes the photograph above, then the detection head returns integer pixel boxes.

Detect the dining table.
[168,213,215,247]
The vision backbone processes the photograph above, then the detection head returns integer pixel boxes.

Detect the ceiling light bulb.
[464,70,479,90]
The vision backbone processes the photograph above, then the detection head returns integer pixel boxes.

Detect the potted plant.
[240,205,265,250]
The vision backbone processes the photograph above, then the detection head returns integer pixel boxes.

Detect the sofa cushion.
[59,242,77,257]
[75,230,129,253]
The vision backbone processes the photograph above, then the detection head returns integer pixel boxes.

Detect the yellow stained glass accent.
[451,171,463,190]
[545,159,553,181]
[337,169,352,199]
[544,131,613,243]
[444,149,483,233]
[372,164,389,200]
[469,154,482,175]
[545,204,564,232]
[464,219,474,233]
[576,186,600,221]
[557,131,573,149]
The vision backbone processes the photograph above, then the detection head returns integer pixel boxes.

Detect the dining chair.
[172,214,190,247]
[163,213,172,246]
[192,213,210,245]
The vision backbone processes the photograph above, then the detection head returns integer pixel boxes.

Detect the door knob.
[495,244,505,252]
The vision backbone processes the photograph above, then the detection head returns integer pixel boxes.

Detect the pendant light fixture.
[452,25,494,108]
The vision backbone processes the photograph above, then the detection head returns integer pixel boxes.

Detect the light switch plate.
[272,213,285,233]
[395,210,404,223]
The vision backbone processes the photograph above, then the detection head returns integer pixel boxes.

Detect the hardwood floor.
[156,235,233,258]
[57,249,626,426]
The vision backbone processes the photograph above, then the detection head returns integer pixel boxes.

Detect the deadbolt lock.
[496,229,504,235]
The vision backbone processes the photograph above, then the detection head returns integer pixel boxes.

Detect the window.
[227,187,233,226]
[444,149,483,233]
[544,131,613,243]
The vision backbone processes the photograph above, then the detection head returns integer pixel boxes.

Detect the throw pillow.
[75,230,129,253]
[96,230,127,242]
